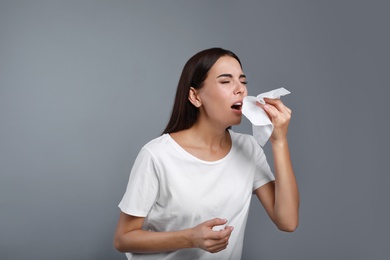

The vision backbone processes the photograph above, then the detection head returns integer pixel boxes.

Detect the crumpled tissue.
[242,87,290,146]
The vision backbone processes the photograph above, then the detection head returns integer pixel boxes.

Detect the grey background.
[1,0,389,259]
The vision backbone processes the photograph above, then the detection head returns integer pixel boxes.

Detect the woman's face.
[196,55,248,128]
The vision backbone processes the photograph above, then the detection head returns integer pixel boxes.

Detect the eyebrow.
[217,73,246,79]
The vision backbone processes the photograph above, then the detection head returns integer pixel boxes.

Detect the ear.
[188,87,202,107]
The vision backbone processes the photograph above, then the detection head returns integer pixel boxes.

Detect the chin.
[230,118,242,126]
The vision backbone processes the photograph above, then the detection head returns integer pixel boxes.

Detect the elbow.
[113,239,122,252]
[113,236,126,253]
[276,220,299,233]
[278,224,298,232]
[114,233,138,253]
[273,208,299,232]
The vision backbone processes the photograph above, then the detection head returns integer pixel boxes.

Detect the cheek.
[200,92,227,113]
[201,87,227,103]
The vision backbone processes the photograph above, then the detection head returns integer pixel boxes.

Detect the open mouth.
[231,102,242,110]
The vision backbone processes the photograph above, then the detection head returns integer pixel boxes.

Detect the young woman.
[114,48,299,259]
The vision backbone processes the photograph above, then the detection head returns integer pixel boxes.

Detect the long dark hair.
[162,47,242,134]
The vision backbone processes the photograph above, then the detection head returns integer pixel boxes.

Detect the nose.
[234,81,246,95]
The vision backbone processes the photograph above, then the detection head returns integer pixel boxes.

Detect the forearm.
[115,228,193,253]
[114,214,232,254]
[271,138,300,231]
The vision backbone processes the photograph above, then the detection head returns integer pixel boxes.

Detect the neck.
[188,120,230,149]
[168,119,232,161]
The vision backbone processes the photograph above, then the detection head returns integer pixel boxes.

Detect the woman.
[114,48,299,259]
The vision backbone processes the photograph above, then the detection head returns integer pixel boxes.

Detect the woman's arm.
[113,212,234,253]
[255,98,299,232]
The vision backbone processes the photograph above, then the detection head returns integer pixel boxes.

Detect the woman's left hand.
[257,98,292,143]
[255,98,299,232]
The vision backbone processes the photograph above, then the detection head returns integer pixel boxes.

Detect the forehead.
[208,56,243,76]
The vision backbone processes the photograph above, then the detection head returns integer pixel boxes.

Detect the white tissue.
[242,87,291,146]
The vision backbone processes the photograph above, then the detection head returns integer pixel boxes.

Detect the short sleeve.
[252,144,275,191]
[118,147,159,217]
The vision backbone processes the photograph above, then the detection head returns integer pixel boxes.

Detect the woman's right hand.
[114,213,233,254]
[190,218,234,253]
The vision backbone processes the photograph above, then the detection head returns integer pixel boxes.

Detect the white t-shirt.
[118,130,275,260]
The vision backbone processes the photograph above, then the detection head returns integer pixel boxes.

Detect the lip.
[232,108,243,115]
[231,100,243,112]
[231,100,243,106]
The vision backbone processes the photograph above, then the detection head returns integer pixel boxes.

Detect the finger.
[204,218,227,228]
[262,104,280,119]
[208,243,228,253]
[207,231,231,253]
[210,226,233,240]
[286,107,292,115]
[208,241,229,253]
[263,98,291,115]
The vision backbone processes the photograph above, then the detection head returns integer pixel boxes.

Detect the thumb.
[204,218,227,228]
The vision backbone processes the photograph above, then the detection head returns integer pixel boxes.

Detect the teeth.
[234,102,242,105]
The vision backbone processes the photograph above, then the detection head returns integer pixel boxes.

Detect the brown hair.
[162,47,242,134]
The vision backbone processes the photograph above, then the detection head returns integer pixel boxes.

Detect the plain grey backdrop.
[1,0,389,259]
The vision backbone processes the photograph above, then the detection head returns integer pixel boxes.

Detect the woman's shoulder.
[142,134,171,151]
[229,129,257,144]
[229,130,265,161]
